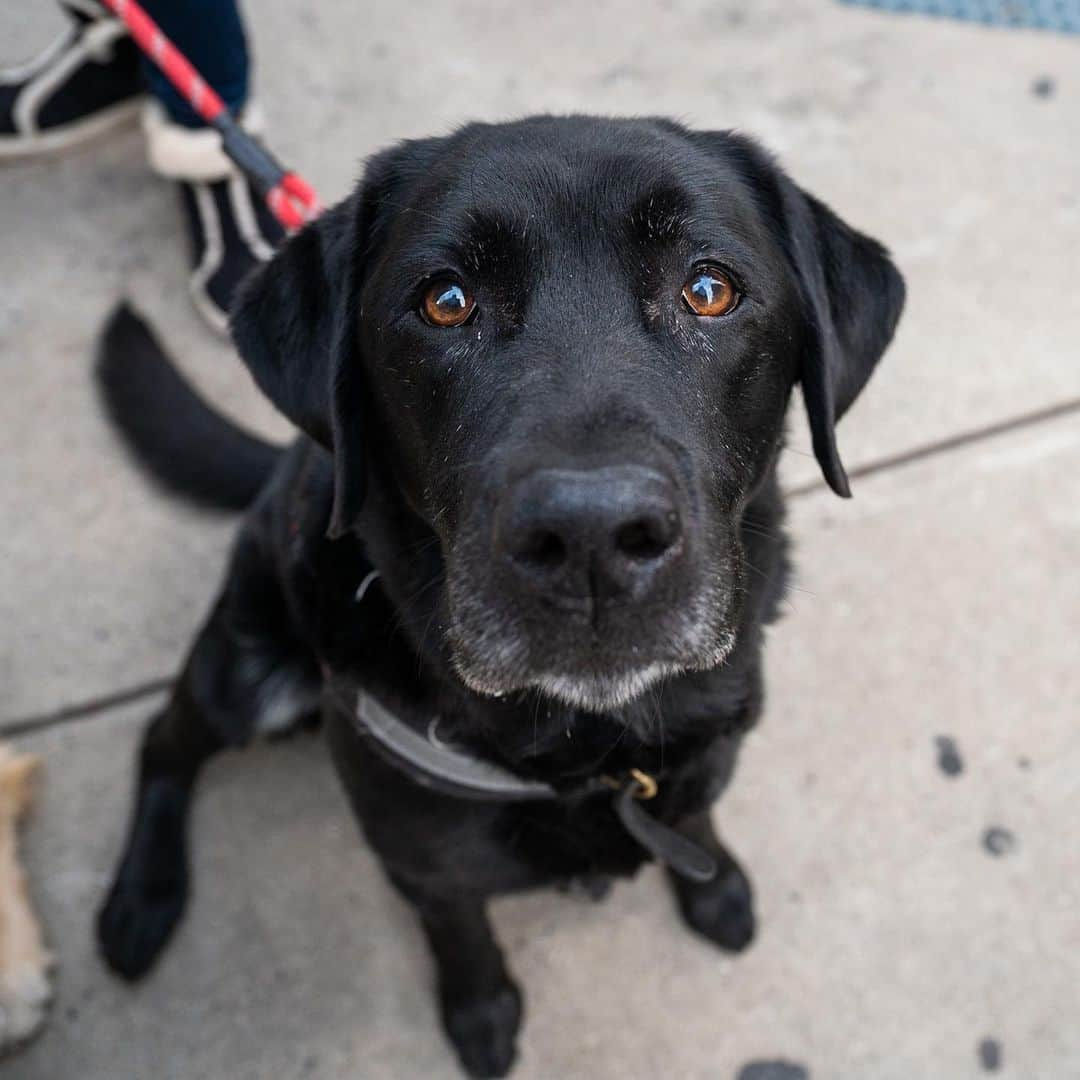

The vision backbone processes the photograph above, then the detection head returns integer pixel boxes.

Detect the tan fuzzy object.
[0,746,51,1052]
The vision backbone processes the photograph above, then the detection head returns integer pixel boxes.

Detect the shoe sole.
[0,97,142,162]
[189,279,232,339]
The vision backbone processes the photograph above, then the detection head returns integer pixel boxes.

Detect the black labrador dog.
[96,116,903,1077]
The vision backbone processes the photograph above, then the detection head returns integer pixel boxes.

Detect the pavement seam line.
[2,677,172,739]
[5,395,1078,738]
[784,396,1080,498]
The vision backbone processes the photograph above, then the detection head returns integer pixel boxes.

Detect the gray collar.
[343,573,718,882]
[354,689,561,801]
[349,689,717,883]
[349,569,558,801]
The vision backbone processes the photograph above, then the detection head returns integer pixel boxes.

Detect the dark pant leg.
[139,0,251,126]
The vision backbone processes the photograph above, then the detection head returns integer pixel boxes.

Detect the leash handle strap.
[99,0,321,230]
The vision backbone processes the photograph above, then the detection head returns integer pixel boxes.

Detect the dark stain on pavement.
[737,1063,810,1080]
[978,1036,1003,1071]
[934,735,964,777]
[983,827,1017,857]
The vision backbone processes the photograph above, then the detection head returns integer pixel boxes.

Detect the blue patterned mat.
[838,0,1080,33]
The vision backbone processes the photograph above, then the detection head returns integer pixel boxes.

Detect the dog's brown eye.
[421,280,476,327]
[682,266,739,317]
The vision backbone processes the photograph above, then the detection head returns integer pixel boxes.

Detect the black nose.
[495,465,684,605]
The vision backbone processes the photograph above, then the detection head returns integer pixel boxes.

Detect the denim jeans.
[137,0,250,127]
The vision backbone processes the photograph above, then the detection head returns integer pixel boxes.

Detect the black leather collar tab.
[614,781,717,883]
[348,688,716,882]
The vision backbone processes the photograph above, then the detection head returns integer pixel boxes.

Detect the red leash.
[98,0,321,231]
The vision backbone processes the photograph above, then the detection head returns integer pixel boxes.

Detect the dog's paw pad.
[444,980,522,1078]
[676,864,756,952]
[97,874,186,981]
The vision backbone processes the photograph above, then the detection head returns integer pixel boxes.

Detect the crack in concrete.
[783,397,1080,498]
[4,677,171,739]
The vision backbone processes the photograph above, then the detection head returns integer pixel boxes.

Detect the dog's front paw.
[0,962,52,1052]
[442,979,522,1078]
[96,859,188,981]
[671,860,756,953]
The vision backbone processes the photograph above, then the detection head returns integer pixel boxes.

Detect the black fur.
[97,116,903,1077]
[96,305,282,510]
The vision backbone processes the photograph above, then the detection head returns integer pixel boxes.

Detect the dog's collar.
[354,688,561,801]
[346,686,717,883]
[340,569,716,881]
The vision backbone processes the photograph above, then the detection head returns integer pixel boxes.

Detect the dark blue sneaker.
[0,2,142,160]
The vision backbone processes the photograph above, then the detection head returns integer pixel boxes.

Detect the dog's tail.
[96,303,283,511]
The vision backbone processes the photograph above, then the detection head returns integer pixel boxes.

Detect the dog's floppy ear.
[232,139,445,535]
[685,128,904,496]
[230,195,366,537]
[777,180,906,496]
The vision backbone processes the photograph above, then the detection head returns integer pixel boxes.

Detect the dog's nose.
[495,466,684,605]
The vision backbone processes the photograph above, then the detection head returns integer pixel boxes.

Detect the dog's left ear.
[685,128,905,495]
[777,180,906,496]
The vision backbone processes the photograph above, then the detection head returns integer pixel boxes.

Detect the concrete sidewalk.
[2,2,1078,1077]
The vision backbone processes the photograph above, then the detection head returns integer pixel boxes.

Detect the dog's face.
[233,117,903,712]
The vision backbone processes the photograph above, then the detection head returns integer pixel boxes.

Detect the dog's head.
[232,117,903,712]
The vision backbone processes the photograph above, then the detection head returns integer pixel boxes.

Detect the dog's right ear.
[230,199,355,449]
[231,141,431,538]
[230,195,366,537]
